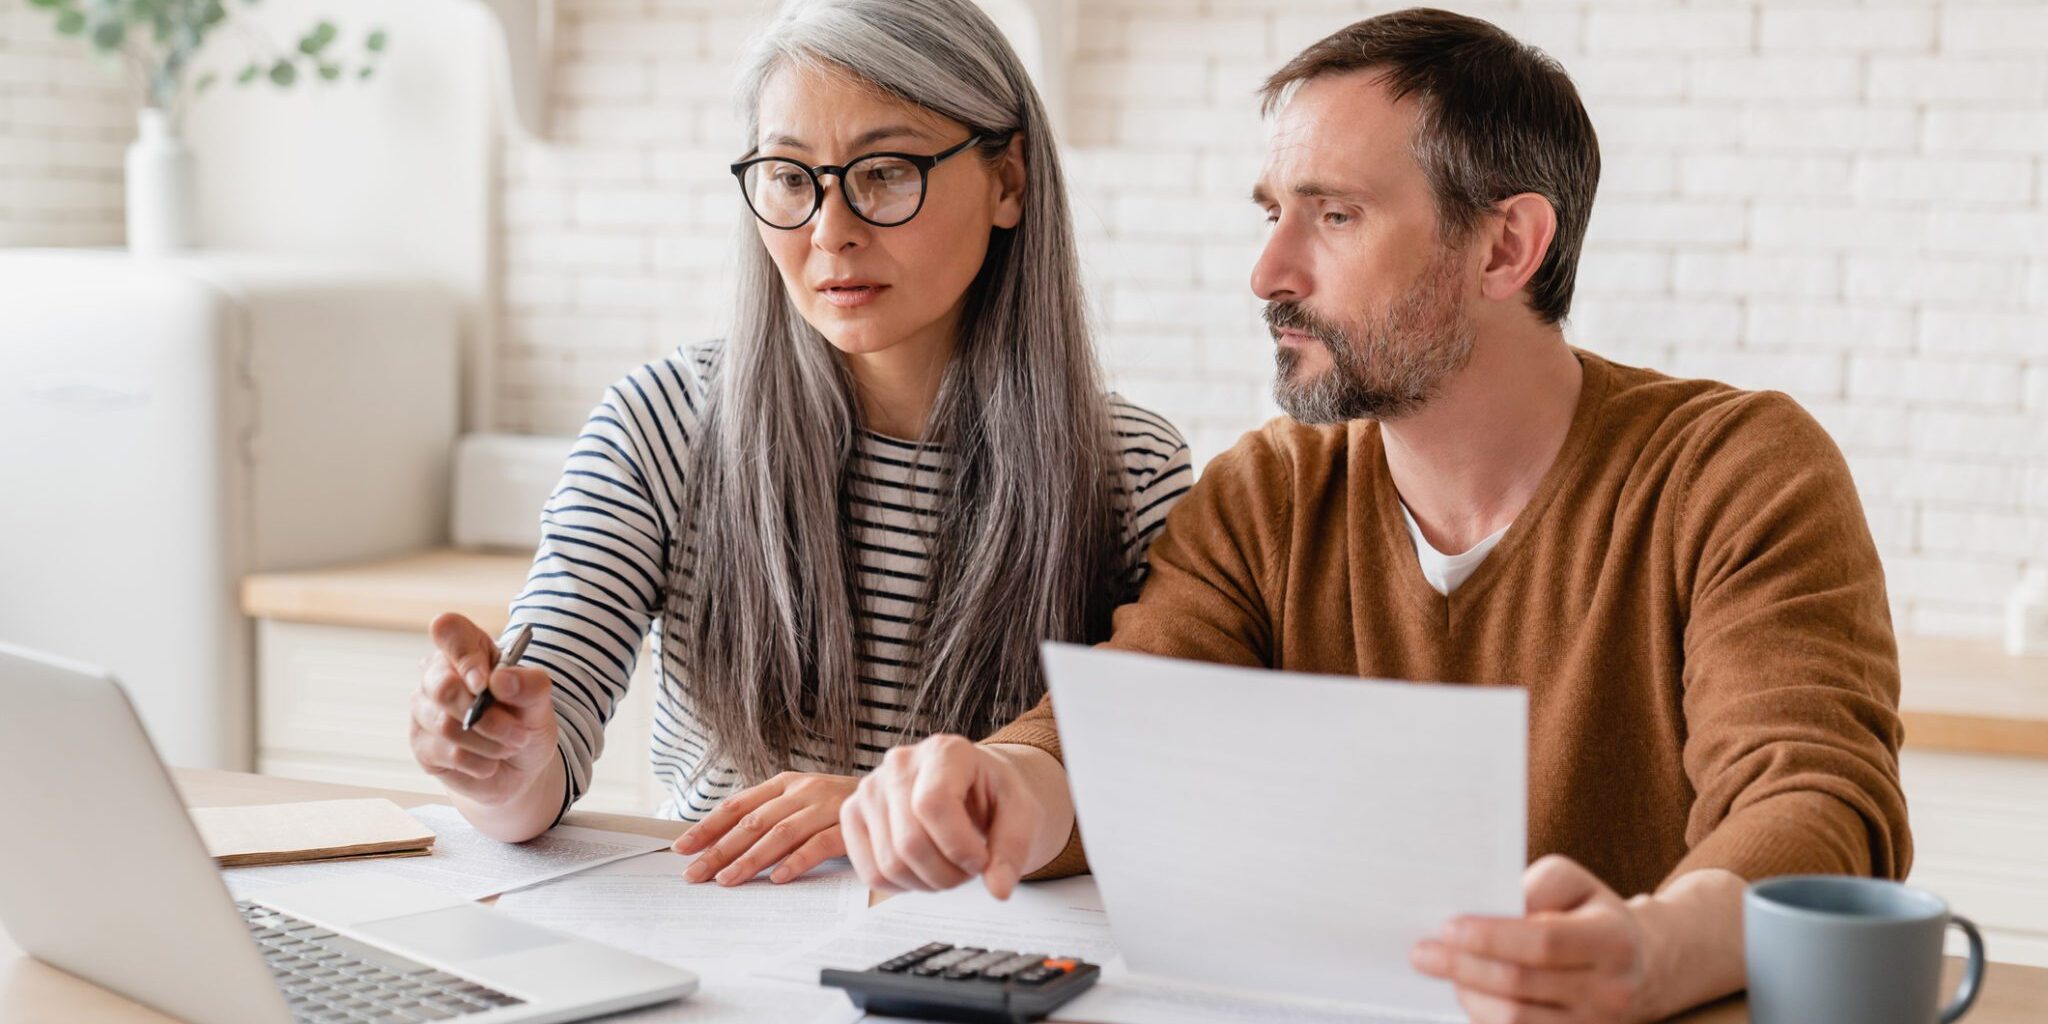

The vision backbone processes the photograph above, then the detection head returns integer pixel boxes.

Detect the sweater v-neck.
[1355,349,1614,631]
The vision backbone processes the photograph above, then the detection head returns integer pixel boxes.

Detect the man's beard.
[1265,243,1476,424]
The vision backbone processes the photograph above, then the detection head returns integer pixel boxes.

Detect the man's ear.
[992,134,1027,230]
[1478,192,1558,305]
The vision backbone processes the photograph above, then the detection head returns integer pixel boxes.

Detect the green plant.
[24,0,390,112]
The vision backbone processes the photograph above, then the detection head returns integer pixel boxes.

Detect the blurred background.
[2,0,2045,963]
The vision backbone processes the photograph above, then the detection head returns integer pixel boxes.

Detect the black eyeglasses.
[729,134,1005,230]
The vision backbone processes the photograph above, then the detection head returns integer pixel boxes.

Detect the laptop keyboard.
[237,900,526,1023]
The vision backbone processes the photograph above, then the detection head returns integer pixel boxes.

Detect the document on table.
[773,874,1436,1024]
[571,960,861,1024]
[764,875,1119,986]
[1041,642,1528,1022]
[491,849,870,965]
[1061,961,1443,1024]
[221,803,670,901]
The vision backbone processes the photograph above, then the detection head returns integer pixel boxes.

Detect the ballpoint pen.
[461,622,533,731]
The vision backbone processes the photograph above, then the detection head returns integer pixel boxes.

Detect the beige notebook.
[191,798,437,867]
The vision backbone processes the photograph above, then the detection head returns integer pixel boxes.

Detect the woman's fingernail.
[684,861,710,882]
[1411,943,1444,973]
[715,867,738,885]
[770,867,791,884]
[466,669,485,693]
[498,671,519,699]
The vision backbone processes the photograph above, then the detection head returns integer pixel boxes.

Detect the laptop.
[0,641,698,1024]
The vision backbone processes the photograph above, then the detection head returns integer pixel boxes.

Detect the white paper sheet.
[773,876,1432,1024]
[1059,959,1440,1024]
[587,960,863,1024]
[764,875,1119,986]
[1041,642,1527,1021]
[222,803,670,901]
[491,850,870,965]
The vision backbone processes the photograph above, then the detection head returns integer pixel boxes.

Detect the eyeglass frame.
[728,132,1011,230]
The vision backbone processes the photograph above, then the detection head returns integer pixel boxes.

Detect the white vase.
[125,107,197,256]
[2009,569,2048,657]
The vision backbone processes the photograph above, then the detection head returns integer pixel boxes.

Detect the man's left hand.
[1412,856,1748,1023]
[1411,855,1650,1023]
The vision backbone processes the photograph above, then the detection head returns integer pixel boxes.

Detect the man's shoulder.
[1592,351,1834,460]
[1586,351,1847,500]
[1205,415,1356,488]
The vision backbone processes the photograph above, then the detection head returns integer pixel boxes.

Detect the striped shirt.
[500,343,1193,822]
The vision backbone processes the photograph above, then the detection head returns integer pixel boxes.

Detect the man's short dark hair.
[1261,7,1600,325]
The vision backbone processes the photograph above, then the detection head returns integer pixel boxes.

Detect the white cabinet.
[1903,749,2048,967]
[243,551,666,817]
[0,250,459,771]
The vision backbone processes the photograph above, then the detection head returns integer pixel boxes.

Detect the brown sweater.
[988,350,1911,896]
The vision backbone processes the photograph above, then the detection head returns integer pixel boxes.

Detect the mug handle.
[1940,914,1987,1023]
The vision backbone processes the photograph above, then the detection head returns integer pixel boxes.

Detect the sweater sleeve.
[984,425,1291,878]
[501,353,696,824]
[1664,391,1911,886]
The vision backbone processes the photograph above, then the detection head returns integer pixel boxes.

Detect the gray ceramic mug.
[1745,875,1986,1024]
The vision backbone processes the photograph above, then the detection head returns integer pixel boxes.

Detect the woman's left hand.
[673,772,859,886]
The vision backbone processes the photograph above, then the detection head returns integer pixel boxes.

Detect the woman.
[406,0,1191,887]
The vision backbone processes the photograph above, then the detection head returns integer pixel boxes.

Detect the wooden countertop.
[240,548,531,634]
[1897,635,2048,759]
[241,550,2048,758]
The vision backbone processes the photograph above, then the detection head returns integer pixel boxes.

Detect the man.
[839,8,1909,1021]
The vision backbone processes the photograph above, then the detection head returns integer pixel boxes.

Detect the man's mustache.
[1263,300,1345,348]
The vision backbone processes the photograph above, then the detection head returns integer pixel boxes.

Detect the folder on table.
[190,798,437,867]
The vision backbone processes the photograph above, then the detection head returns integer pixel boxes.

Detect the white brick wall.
[7,0,2046,639]
[499,0,2048,639]
[0,5,131,246]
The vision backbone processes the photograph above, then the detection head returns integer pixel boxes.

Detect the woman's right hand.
[411,612,560,806]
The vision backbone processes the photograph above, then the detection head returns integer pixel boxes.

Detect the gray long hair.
[669,0,1124,784]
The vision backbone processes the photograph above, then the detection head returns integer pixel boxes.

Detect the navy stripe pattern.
[500,343,1194,822]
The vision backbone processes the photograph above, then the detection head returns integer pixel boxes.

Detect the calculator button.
[1043,958,1078,973]
[908,947,981,976]
[1013,966,1057,985]
[875,943,953,973]
[942,950,1014,979]
[940,947,1017,982]
[981,953,1046,980]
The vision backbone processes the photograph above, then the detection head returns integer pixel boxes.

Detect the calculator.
[819,942,1101,1023]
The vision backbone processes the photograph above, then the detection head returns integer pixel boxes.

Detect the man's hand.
[674,772,856,885]
[1410,856,1746,1023]
[839,735,1048,899]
